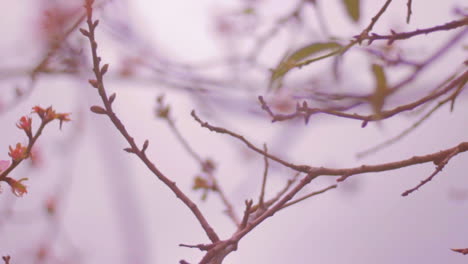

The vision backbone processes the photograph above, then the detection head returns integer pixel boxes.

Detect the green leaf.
[370,64,388,117]
[342,0,360,22]
[243,7,255,15]
[288,42,342,62]
[269,42,342,90]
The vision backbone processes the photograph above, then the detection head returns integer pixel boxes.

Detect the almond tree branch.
[190,112,468,262]
[81,0,219,243]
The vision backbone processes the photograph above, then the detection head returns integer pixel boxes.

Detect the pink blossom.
[0,160,10,173]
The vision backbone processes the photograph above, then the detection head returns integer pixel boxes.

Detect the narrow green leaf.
[370,64,388,117]
[342,0,360,23]
[269,42,342,90]
[289,42,342,62]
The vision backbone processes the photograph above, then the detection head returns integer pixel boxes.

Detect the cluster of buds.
[0,106,70,197]
[32,106,71,129]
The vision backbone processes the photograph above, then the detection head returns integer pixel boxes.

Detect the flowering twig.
[0,106,70,196]
[247,0,306,62]
[81,0,220,243]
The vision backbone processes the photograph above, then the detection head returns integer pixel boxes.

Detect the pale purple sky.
[0,1,467,264]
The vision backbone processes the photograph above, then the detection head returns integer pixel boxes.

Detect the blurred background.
[0,0,467,263]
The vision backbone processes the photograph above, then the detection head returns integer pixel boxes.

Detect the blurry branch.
[258,144,269,208]
[32,0,110,78]
[259,20,468,126]
[388,27,467,94]
[31,9,85,79]
[357,71,467,158]
[288,0,395,70]
[361,17,468,45]
[406,0,413,24]
[81,0,220,243]
[280,184,337,210]
[259,65,467,126]
[359,0,393,38]
[1,256,10,264]
[0,1,109,115]
[247,0,306,62]
[362,47,420,67]
[452,248,468,255]
[155,95,240,226]
[287,1,466,80]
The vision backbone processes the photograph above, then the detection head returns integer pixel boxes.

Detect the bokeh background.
[0,0,467,263]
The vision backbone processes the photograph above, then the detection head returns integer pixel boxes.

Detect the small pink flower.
[4,177,28,197]
[0,160,10,173]
[8,143,28,161]
[16,116,32,131]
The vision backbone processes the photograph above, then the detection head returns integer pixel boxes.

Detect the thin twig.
[191,110,311,173]
[258,144,269,207]
[240,200,253,229]
[280,184,337,210]
[402,147,461,196]
[362,0,394,35]
[247,0,306,62]
[357,77,467,158]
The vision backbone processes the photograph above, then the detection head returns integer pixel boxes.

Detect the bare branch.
[402,147,462,196]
